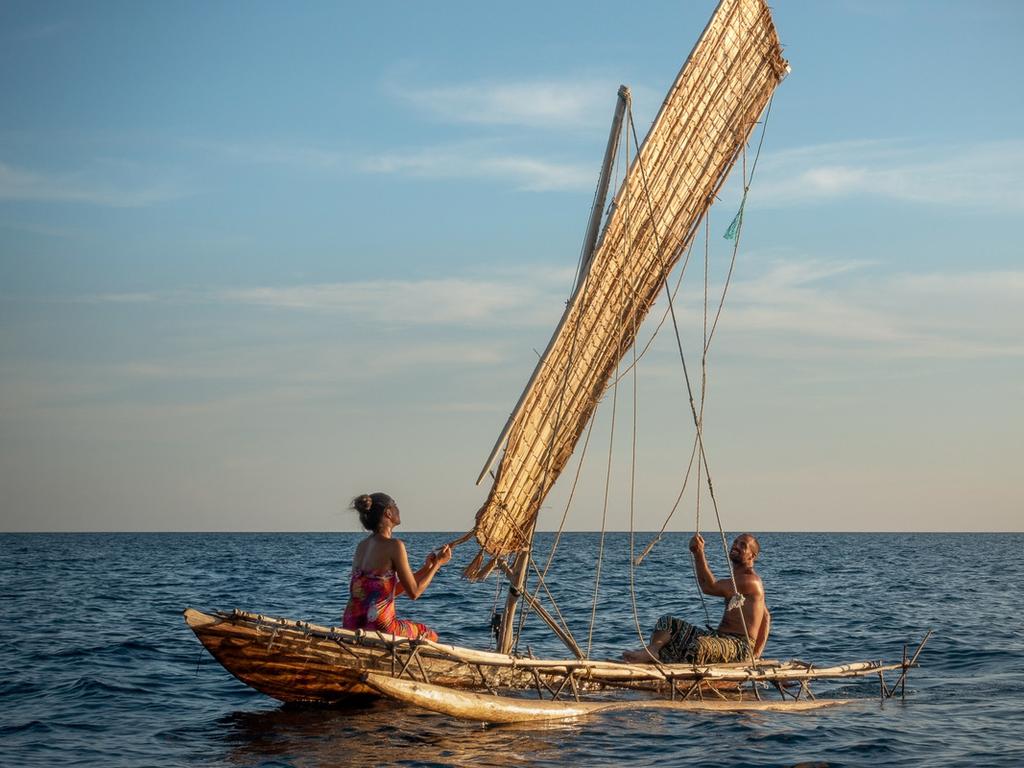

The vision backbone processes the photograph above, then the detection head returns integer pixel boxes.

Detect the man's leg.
[622,628,671,663]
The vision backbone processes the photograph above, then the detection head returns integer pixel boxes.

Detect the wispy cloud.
[391,78,624,130]
[84,266,576,328]
[201,136,593,191]
[77,258,1024,363]
[751,139,1024,212]
[892,270,1024,300]
[0,160,185,207]
[367,75,659,190]
[220,278,537,324]
[714,258,1024,359]
[718,258,906,343]
[359,141,593,191]
[199,77,647,191]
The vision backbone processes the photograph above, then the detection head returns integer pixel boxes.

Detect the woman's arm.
[392,541,451,600]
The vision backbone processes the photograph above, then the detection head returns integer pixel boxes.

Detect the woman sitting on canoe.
[342,492,451,641]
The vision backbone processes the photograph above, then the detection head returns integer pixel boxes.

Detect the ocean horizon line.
[3,529,1021,535]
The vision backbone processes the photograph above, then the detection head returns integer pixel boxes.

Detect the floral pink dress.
[341,568,438,641]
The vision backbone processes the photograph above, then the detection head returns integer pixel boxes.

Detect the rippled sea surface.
[1,532,1021,767]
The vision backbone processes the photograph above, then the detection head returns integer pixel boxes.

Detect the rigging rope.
[501,93,775,663]
[609,228,696,385]
[489,576,503,650]
[624,121,649,653]
[533,119,624,595]
[692,211,713,628]
[509,140,613,656]
[537,411,598,585]
[586,114,630,660]
[513,101,630,657]
[622,100,778,666]
[636,96,776,558]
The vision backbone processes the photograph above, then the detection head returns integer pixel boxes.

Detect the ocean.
[1,532,1021,767]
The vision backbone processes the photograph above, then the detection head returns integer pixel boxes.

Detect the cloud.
[66,259,1024,367]
[366,76,660,190]
[359,141,593,191]
[84,266,576,329]
[199,77,653,191]
[0,160,185,207]
[751,140,1024,212]
[714,259,1024,359]
[221,278,535,324]
[391,78,622,130]
[892,270,1024,300]
[202,136,594,191]
[721,259,907,343]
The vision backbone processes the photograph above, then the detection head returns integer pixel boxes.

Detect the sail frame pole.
[475,85,632,487]
[577,85,631,287]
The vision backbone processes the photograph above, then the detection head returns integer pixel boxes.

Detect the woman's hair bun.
[350,492,395,531]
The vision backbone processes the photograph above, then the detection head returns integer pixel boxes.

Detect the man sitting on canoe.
[623,533,770,665]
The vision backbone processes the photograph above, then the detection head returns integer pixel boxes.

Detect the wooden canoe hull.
[185,608,369,701]
[185,608,739,704]
[184,608,538,703]
[184,608,906,708]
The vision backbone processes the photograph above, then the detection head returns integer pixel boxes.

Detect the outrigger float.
[186,0,931,723]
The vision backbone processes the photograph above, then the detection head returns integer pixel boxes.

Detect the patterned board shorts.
[655,615,751,664]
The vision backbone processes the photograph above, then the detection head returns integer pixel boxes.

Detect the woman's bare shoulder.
[389,537,408,555]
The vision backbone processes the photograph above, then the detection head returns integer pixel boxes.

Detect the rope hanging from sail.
[619,119,651,656]
[462,0,789,667]
[525,128,628,659]
[508,95,633,657]
[585,242,627,658]
[618,98,778,665]
[504,91,777,662]
[692,211,713,628]
[635,95,776,565]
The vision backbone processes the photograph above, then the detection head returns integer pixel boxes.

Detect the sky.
[1,1,1021,533]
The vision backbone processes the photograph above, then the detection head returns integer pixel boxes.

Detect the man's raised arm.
[689,534,733,598]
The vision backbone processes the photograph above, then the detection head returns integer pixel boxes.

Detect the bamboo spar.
[465,0,789,575]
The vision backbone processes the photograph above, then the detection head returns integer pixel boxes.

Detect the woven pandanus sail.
[465,0,788,578]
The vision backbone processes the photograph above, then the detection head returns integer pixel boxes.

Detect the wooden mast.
[496,550,528,654]
[577,85,631,288]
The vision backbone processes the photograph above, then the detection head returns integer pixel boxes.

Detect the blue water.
[1,532,1021,767]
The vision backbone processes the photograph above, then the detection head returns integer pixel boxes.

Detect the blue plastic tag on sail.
[724,202,745,240]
